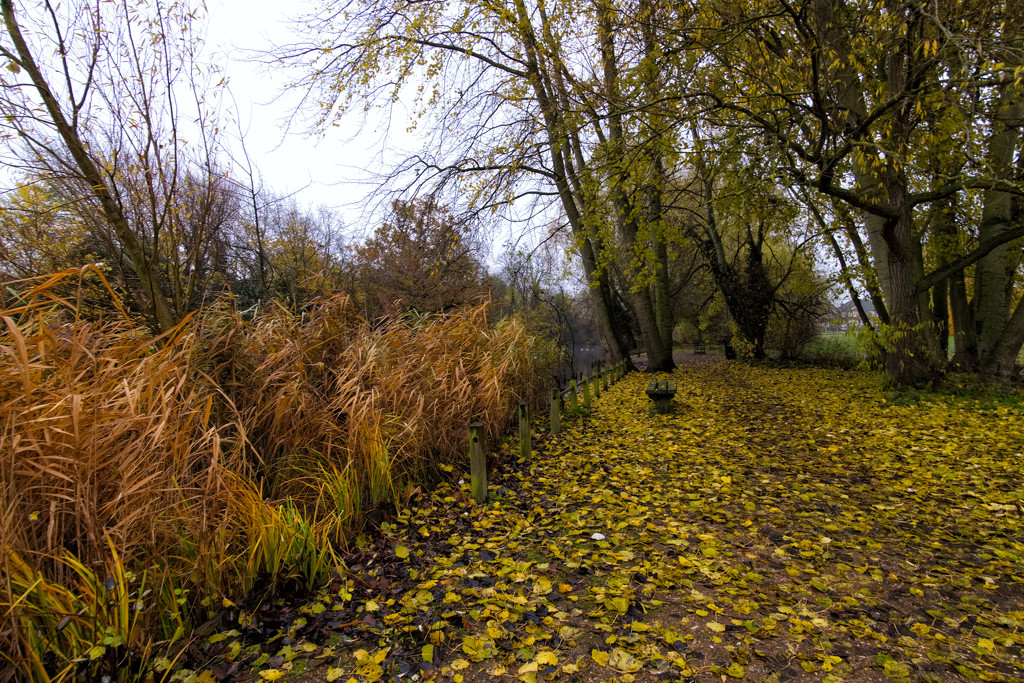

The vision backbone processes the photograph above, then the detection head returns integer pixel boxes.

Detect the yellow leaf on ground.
[609,648,639,673]
[536,651,558,666]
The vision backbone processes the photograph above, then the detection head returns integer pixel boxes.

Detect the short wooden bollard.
[518,402,531,459]
[593,372,600,399]
[602,368,608,391]
[569,379,579,411]
[550,387,560,435]
[582,374,591,408]
[469,422,487,503]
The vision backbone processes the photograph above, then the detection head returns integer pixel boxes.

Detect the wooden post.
[469,422,487,503]
[602,368,608,391]
[568,379,578,411]
[593,371,601,399]
[550,387,560,435]
[582,374,591,409]
[519,402,530,459]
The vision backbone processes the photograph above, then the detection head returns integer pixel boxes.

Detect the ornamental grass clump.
[198,296,555,512]
[0,274,556,681]
[0,272,242,680]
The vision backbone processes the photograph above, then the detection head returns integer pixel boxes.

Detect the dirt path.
[191,362,1024,683]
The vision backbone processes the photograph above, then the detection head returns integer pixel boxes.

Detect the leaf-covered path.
[202,361,1024,683]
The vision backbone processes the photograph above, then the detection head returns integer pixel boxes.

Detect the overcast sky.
[206,0,408,233]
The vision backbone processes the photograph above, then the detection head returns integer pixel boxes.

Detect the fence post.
[593,371,601,399]
[602,368,609,391]
[569,379,578,411]
[582,374,591,409]
[550,387,560,435]
[469,422,487,503]
[519,402,531,459]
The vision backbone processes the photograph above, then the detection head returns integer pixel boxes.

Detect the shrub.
[1,275,556,681]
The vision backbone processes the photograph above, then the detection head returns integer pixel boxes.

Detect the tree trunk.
[879,189,937,386]
[975,82,1023,372]
[982,300,1024,381]
[596,0,673,371]
[2,0,178,333]
[949,269,977,369]
[512,0,632,366]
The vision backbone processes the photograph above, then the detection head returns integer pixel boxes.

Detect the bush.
[797,333,864,369]
[0,274,556,681]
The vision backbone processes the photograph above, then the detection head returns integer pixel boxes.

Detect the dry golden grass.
[0,270,243,679]
[198,296,554,506]
[0,275,556,681]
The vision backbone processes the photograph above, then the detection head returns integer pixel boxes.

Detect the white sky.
[204,0,551,260]
[206,0,409,233]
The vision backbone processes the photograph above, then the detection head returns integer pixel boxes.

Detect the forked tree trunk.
[512,0,632,366]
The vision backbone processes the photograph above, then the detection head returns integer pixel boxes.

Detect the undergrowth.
[0,269,556,682]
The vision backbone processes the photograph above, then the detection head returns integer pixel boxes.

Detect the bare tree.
[0,0,231,331]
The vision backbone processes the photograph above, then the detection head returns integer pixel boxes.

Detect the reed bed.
[0,274,556,682]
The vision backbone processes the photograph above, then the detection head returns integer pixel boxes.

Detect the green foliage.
[562,405,590,421]
[2,538,184,683]
[798,333,864,369]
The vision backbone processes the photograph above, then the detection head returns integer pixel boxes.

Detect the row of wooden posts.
[469,360,629,503]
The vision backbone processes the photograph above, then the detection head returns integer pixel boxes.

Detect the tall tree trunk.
[640,0,675,371]
[880,189,937,385]
[928,199,959,361]
[596,0,672,371]
[983,300,1024,381]
[976,82,1023,375]
[931,278,948,359]
[512,0,632,366]
[813,0,937,384]
[950,269,977,369]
